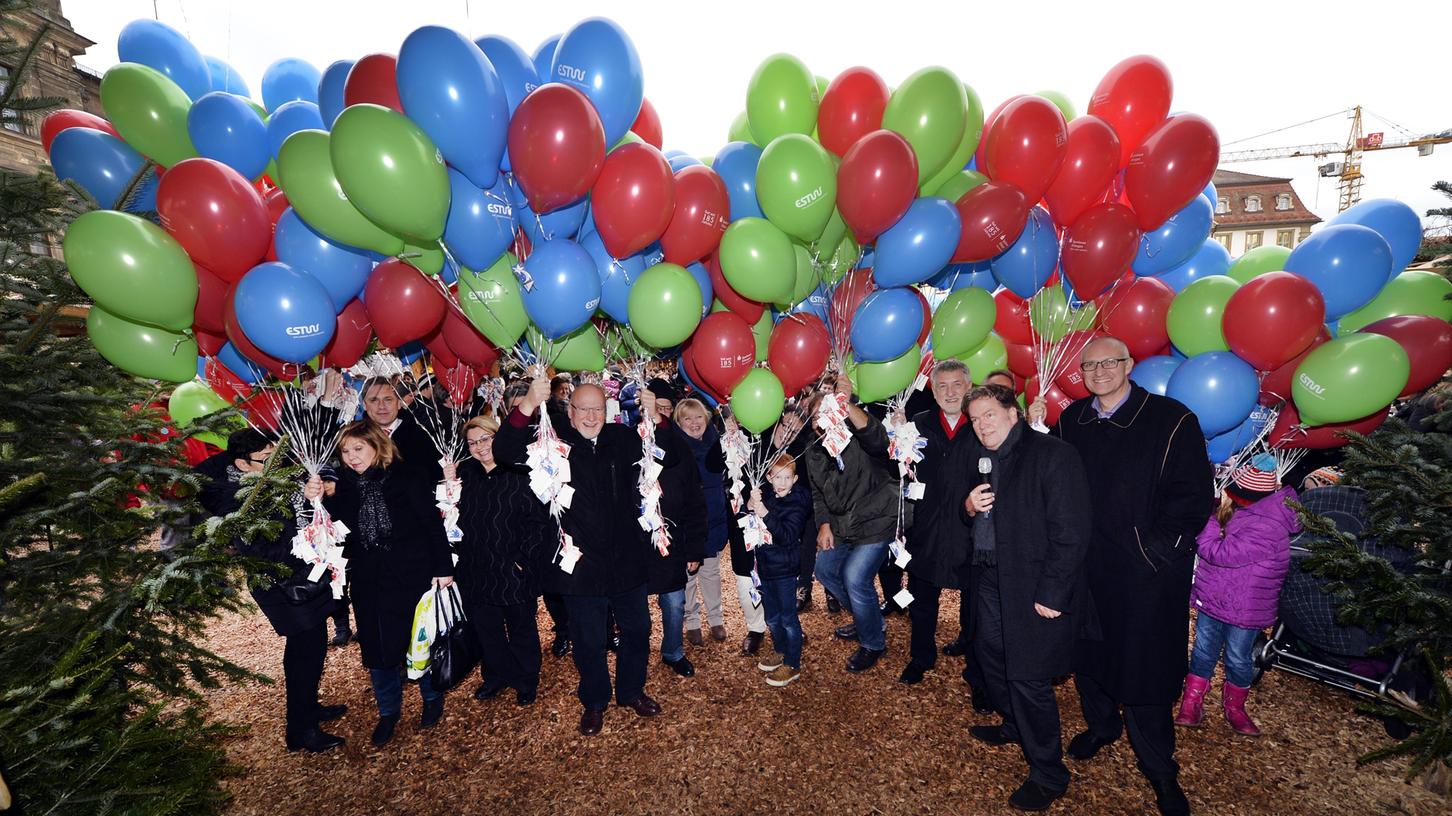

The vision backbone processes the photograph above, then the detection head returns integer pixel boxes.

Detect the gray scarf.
[355,468,393,551]
[973,421,1026,566]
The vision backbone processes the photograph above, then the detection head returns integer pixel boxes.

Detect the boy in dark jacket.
[749,454,812,687]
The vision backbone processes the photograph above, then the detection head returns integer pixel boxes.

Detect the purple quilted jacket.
[1190,487,1300,629]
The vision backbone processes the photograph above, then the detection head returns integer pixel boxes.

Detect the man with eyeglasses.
[1051,337,1212,816]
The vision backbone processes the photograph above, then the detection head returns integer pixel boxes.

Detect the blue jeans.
[369,666,442,718]
[656,589,686,663]
[1188,612,1259,688]
[760,576,803,668]
[815,540,889,651]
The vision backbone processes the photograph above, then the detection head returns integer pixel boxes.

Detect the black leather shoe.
[833,623,859,641]
[619,694,662,717]
[969,724,1014,746]
[329,627,352,648]
[825,594,842,615]
[740,631,764,656]
[795,586,813,612]
[370,714,399,747]
[551,633,572,658]
[880,600,906,617]
[845,647,884,672]
[473,680,508,701]
[286,727,345,753]
[970,685,995,715]
[942,636,967,657]
[899,661,930,685]
[665,657,696,677]
[1150,778,1191,816]
[1009,780,1065,812]
[1066,730,1117,761]
[579,707,604,736]
[516,688,537,707]
[315,703,347,722]
[419,698,444,729]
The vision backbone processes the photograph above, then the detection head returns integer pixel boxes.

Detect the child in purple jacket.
[1176,453,1299,736]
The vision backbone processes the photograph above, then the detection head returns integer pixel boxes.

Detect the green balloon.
[277,129,404,255]
[959,333,1009,384]
[882,67,968,186]
[778,243,821,309]
[750,310,772,363]
[851,344,922,403]
[710,298,731,314]
[330,104,450,244]
[1292,333,1410,425]
[815,204,847,254]
[719,217,794,303]
[728,110,756,145]
[747,53,817,145]
[628,263,703,348]
[730,368,785,433]
[1338,271,1452,332]
[526,324,605,373]
[931,287,996,358]
[756,134,837,243]
[604,323,659,363]
[405,241,445,275]
[63,210,197,331]
[1227,245,1291,285]
[1166,275,1240,356]
[820,233,859,286]
[87,305,197,382]
[168,379,232,427]
[100,63,196,168]
[1029,285,1098,344]
[612,131,645,152]
[931,169,989,204]
[922,84,985,196]
[1035,90,1077,122]
[458,252,528,348]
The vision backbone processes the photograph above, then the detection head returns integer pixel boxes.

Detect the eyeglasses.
[466,436,493,448]
[1079,357,1129,372]
[571,406,605,417]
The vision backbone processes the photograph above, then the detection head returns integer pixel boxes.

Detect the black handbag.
[428,586,481,692]
[278,573,332,605]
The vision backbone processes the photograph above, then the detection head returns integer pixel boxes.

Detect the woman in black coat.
[444,414,550,706]
[644,383,709,677]
[305,421,454,748]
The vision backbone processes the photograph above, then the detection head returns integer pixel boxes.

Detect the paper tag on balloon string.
[905,482,926,501]
[892,587,914,608]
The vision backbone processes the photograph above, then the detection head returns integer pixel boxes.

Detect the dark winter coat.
[805,412,907,545]
[1192,487,1299,629]
[1055,383,1214,704]
[381,412,445,484]
[648,424,709,594]
[682,426,729,557]
[751,481,813,581]
[455,457,551,606]
[905,410,981,590]
[323,465,454,669]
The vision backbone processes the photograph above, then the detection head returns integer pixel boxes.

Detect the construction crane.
[1219,106,1452,212]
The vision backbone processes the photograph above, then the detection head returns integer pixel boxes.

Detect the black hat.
[646,378,679,402]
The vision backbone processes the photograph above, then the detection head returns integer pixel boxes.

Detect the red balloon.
[1005,341,1036,379]
[364,259,447,348]
[1044,116,1121,227]
[829,268,877,350]
[817,67,890,158]
[661,165,730,265]
[1259,326,1333,405]
[954,182,1030,263]
[157,158,270,282]
[837,129,919,244]
[974,96,1022,176]
[1088,55,1173,168]
[192,264,229,335]
[439,363,481,407]
[1061,203,1141,299]
[1099,276,1174,360]
[768,313,831,396]
[1046,329,1106,385]
[40,109,119,154]
[984,96,1068,202]
[320,298,372,369]
[1361,315,1452,398]
[705,252,765,323]
[630,97,663,149]
[423,324,460,370]
[591,142,675,258]
[1125,114,1219,231]
[1222,271,1325,371]
[1270,401,1387,449]
[507,84,606,214]
[264,189,289,261]
[441,306,500,371]
[1024,376,1076,427]
[1056,367,1091,400]
[692,312,757,396]
[680,342,724,405]
[994,289,1034,346]
[344,53,402,112]
[910,287,932,348]
[194,328,227,358]
[223,292,306,380]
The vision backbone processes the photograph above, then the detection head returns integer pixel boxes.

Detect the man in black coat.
[362,376,444,484]
[962,385,1095,811]
[1053,336,1212,816]
[493,374,675,736]
[644,379,708,679]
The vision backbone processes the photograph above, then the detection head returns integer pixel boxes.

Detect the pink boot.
[1174,673,1210,727]
[1222,682,1261,736]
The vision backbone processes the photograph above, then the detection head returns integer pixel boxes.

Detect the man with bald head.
[493,373,678,736]
[1052,336,1212,816]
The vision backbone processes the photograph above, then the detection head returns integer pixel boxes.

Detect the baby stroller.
[1252,485,1436,738]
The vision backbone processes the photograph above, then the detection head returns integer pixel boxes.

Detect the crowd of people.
[195,335,1383,815]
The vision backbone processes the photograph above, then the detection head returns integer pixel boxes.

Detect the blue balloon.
[1201,180,1217,207]
[217,342,268,384]
[874,197,962,288]
[1283,223,1393,319]
[580,228,645,322]
[128,167,160,213]
[398,26,510,189]
[1329,198,1421,278]
[713,141,765,221]
[439,254,460,287]
[668,154,703,172]
[396,341,426,365]
[686,261,713,317]
[1165,351,1259,437]
[858,247,876,269]
[1152,238,1231,292]
[444,170,515,269]
[641,242,665,268]
[531,35,562,79]
[521,239,601,339]
[187,92,270,180]
[204,55,251,97]
[511,183,588,244]
[274,208,373,311]
[550,18,644,146]
[927,261,995,291]
[265,100,324,161]
[233,262,337,362]
[1134,194,1213,277]
[791,284,833,333]
[261,58,320,113]
[850,287,923,363]
[476,35,540,174]
[991,207,1057,298]
[50,128,148,209]
[317,60,354,128]
[1130,355,1181,396]
[1205,404,1275,463]
[117,19,210,101]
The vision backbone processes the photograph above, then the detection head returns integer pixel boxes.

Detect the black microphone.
[978,457,993,517]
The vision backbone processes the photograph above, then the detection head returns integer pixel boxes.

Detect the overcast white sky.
[63,0,1452,226]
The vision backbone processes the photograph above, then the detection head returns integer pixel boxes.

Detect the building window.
[0,64,23,133]
[1276,229,1295,249]
[1245,195,1262,213]
[1213,233,1232,251]
[1275,193,1292,211]
[1245,231,1264,250]
[1216,196,1230,215]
